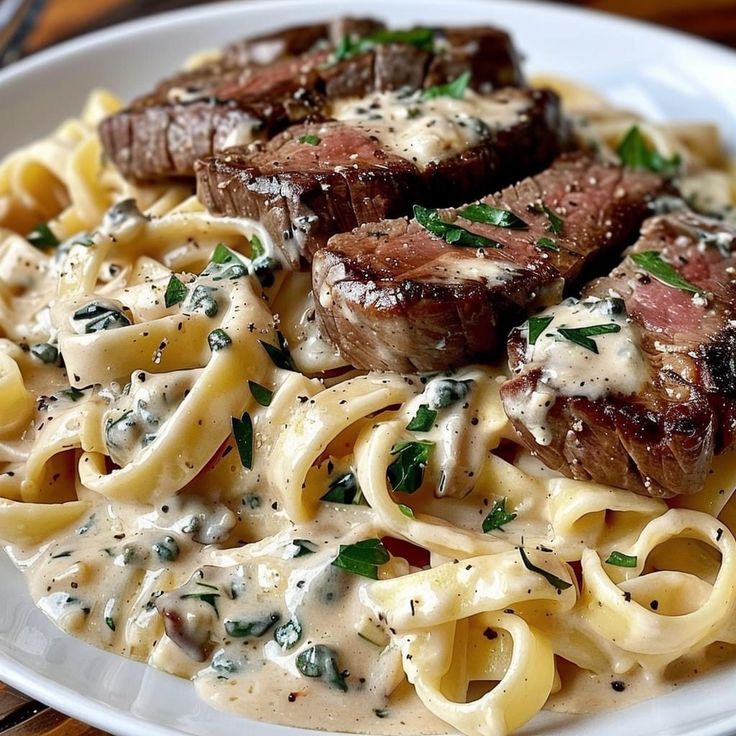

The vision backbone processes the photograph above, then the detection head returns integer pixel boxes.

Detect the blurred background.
[1,0,735,67]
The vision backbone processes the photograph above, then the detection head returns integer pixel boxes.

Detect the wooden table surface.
[2,0,735,733]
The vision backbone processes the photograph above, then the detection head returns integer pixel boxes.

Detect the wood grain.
[0,683,108,735]
[1,2,735,732]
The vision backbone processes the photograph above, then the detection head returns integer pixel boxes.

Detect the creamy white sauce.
[505,298,649,445]
[330,89,527,169]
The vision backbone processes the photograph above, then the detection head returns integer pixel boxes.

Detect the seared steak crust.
[311,154,667,372]
[100,25,523,181]
[501,211,736,498]
[195,88,566,265]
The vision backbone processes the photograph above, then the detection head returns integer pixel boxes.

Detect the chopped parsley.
[248,380,273,407]
[536,237,560,251]
[459,203,527,229]
[332,538,390,580]
[164,275,188,308]
[333,27,434,62]
[72,302,131,333]
[406,404,437,432]
[421,70,471,101]
[299,134,321,146]
[397,503,414,518]
[288,539,317,558]
[482,498,517,533]
[557,323,621,354]
[527,316,554,345]
[542,204,564,235]
[616,125,681,177]
[30,342,59,364]
[322,472,363,504]
[387,440,434,493]
[208,328,232,351]
[259,332,294,370]
[518,547,572,591]
[295,644,348,691]
[629,250,701,294]
[429,378,473,408]
[414,205,501,249]
[27,223,60,248]
[188,285,219,317]
[605,551,638,568]
[232,411,253,469]
[250,234,265,260]
[180,590,221,615]
[152,535,179,562]
[274,617,302,649]
[225,613,280,638]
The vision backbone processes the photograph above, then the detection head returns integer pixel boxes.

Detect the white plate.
[1,2,736,735]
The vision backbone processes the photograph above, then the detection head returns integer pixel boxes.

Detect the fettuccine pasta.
[0,76,735,736]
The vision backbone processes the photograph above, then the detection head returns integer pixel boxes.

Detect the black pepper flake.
[623,591,632,602]
[483,627,497,640]
[650,600,659,610]
[716,527,724,541]
[611,681,626,692]
[288,692,297,702]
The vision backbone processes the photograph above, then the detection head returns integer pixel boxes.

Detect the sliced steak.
[221,18,385,68]
[311,154,667,372]
[500,210,736,498]
[196,87,566,266]
[100,24,524,181]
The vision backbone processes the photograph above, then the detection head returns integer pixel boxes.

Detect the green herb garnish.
[259,332,294,370]
[274,618,302,649]
[180,591,221,615]
[629,251,701,294]
[248,380,273,407]
[616,125,681,177]
[605,551,638,568]
[332,538,390,580]
[72,302,131,333]
[406,404,437,432]
[421,70,471,101]
[387,440,434,493]
[429,378,473,409]
[397,503,414,518]
[482,498,517,533]
[536,237,560,252]
[152,536,179,562]
[557,323,621,354]
[518,547,572,591]
[527,316,554,345]
[188,285,219,317]
[289,539,317,557]
[334,27,435,62]
[250,234,265,260]
[414,205,501,249]
[60,386,85,401]
[27,223,60,248]
[30,343,59,364]
[296,644,348,691]
[232,411,253,469]
[164,275,188,308]
[299,134,321,146]
[225,613,280,638]
[322,472,362,504]
[208,328,232,351]
[460,203,527,229]
[542,204,563,235]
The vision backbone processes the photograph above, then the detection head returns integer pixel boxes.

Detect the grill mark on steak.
[311,154,667,372]
[100,24,523,181]
[500,210,736,498]
[195,87,567,266]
